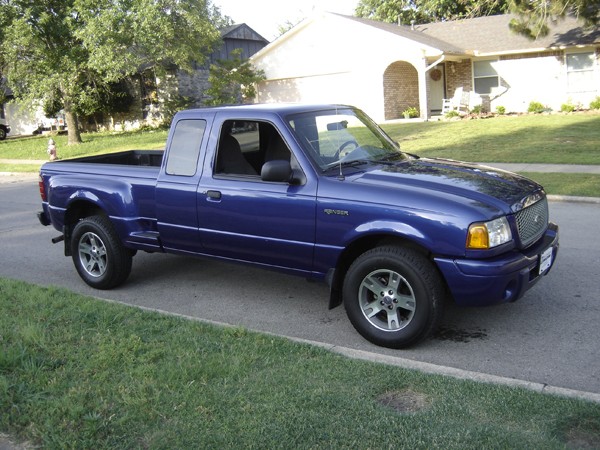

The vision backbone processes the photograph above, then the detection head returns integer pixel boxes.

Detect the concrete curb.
[99,297,600,405]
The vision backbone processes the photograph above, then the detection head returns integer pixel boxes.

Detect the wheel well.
[62,201,105,256]
[328,234,432,309]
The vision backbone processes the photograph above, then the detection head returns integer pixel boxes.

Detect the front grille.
[515,197,548,248]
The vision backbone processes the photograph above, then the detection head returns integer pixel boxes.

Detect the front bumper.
[435,222,559,307]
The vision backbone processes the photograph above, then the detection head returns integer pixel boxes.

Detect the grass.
[521,172,600,198]
[1,277,600,449]
[382,112,600,164]
[0,128,167,161]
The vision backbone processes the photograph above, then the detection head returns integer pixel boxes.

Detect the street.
[1,178,599,394]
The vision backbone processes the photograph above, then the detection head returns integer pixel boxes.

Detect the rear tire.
[343,246,444,349]
[0,127,7,140]
[71,215,132,289]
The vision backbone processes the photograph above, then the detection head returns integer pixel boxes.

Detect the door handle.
[207,190,221,200]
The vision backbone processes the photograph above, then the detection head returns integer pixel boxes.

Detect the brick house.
[251,12,600,121]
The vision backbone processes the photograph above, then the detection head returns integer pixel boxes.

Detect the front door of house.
[429,65,445,114]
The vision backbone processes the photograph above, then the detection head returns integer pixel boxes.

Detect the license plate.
[539,247,553,275]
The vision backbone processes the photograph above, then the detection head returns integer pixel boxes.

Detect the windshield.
[286,107,408,172]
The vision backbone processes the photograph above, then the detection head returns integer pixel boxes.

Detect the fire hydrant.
[47,138,57,161]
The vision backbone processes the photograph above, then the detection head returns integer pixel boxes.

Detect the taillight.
[39,174,47,202]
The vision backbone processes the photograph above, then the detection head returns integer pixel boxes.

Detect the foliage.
[355,0,508,25]
[160,94,195,128]
[2,277,600,448]
[507,0,600,38]
[402,106,419,118]
[0,0,223,145]
[204,49,266,106]
[471,105,483,115]
[444,110,461,119]
[496,105,506,115]
[590,96,600,110]
[528,101,547,113]
[561,102,576,113]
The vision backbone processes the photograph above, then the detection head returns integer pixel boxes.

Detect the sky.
[213,0,361,41]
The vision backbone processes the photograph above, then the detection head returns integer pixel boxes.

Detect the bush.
[444,110,460,119]
[590,96,600,110]
[495,106,506,115]
[402,106,419,118]
[470,105,483,115]
[561,103,575,113]
[527,101,546,114]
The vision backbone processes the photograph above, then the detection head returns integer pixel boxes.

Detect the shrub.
[444,110,460,119]
[527,101,546,114]
[590,96,600,110]
[561,103,575,113]
[470,105,483,115]
[402,106,419,118]
[495,106,506,115]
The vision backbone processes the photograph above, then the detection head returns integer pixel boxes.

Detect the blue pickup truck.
[38,104,559,348]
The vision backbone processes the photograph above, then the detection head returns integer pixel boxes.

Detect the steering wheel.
[337,140,359,158]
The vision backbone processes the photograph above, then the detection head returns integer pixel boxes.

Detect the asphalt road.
[1,178,599,395]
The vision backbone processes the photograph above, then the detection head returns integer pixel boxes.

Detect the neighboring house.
[177,23,269,106]
[251,12,600,121]
[3,24,269,135]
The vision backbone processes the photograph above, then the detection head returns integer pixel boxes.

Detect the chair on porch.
[441,87,470,115]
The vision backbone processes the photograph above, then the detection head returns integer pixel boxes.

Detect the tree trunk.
[64,102,82,145]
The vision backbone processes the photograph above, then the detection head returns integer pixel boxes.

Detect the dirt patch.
[378,390,429,414]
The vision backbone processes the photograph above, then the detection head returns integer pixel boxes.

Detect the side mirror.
[261,160,292,183]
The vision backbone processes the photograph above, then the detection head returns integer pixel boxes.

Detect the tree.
[507,0,600,38]
[355,0,508,25]
[0,0,224,144]
[204,49,266,106]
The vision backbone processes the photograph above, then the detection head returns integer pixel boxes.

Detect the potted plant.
[402,106,419,119]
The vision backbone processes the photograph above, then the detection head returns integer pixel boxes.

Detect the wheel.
[343,246,444,348]
[0,127,6,140]
[71,215,132,289]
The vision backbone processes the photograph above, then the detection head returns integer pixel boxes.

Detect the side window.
[473,59,499,95]
[566,52,595,93]
[215,120,292,177]
[166,119,206,176]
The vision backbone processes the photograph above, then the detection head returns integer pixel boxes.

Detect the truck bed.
[67,150,164,167]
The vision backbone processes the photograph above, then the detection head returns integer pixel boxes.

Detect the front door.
[429,65,445,114]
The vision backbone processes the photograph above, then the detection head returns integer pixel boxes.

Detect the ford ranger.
[38,104,559,348]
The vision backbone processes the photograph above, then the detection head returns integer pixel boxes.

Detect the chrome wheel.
[358,269,416,332]
[78,231,108,278]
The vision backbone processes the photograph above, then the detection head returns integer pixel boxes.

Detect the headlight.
[466,217,512,249]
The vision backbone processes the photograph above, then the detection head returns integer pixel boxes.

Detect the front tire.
[343,246,444,349]
[71,215,132,289]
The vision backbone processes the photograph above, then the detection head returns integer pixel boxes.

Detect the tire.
[0,127,6,140]
[343,246,444,349]
[71,215,132,289]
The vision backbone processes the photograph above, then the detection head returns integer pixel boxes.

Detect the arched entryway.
[383,61,419,120]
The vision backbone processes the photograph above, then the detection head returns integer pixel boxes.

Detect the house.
[2,23,269,135]
[251,12,600,121]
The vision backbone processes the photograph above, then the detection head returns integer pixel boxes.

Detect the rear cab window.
[166,119,207,176]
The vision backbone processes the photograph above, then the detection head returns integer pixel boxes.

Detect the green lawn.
[1,277,599,449]
[382,112,600,164]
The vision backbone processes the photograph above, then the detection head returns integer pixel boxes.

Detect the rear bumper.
[435,222,559,307]
[37,210,51,226]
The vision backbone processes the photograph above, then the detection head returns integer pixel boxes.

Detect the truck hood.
[352,157,542,213]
